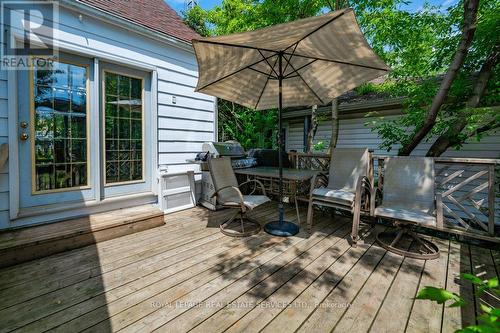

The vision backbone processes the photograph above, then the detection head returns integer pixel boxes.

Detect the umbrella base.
[264,220,299,237]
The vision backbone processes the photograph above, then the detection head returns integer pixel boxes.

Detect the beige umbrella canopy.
[192,8,390,236]
[193,8,390,110]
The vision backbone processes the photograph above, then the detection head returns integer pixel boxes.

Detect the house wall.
[0,4,216,228]
[0,64,7,226]
[286,110,500,158]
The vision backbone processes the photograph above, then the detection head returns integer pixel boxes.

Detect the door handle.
[20,132,29,141]
[20,121,28,129]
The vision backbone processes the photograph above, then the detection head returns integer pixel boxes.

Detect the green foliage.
[312,140,328,151]
[184,0,499,152]
[416,274,500,333]
[361,0,500,153]
[182,5,211,37]
[415,286,465,307]
[217,99,278,150]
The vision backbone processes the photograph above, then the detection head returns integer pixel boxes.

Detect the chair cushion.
[374,206,436,227]
[223,195,271,210]
[312,187,355,207]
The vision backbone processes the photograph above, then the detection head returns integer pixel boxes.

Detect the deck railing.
[288,151,499,241]
[288,151,330,171]
[375,156,498,241]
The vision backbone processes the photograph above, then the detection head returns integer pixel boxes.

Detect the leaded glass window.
[33,61,88,192]
[104,72,143,184]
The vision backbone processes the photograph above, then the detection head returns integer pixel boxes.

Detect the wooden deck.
[0,202,498,333]
[0,205,164,268]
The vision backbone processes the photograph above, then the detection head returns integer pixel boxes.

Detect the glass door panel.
[104,72,143,184]
[33,62,89,192]
[101,64,151,198]
[18,54,96,209]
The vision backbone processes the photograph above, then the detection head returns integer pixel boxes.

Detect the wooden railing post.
[488,164,495,236]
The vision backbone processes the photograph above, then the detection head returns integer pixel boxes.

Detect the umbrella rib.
[254,56,279,110]
[249,66,278,79]
[196,53,277,91]
[282,43,298,75]
[283,53,389,71]
[285,58,325,105]
[283,59,317,79]
[258,50,279,78]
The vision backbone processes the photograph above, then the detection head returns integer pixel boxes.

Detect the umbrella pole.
[278,52,284,224]
[264,52,299,237]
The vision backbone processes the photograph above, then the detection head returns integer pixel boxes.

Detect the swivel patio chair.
[306,148,372,245]
[374,157,443,259]
[208,157,271,237]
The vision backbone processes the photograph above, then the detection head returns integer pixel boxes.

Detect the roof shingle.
[77,0,200,42]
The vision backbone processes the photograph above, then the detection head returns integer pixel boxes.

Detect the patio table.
[234,167,320,225]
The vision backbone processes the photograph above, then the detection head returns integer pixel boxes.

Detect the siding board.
[0,81,6,99]
[158,81,212,102]
[158,117,214,132]
[159,141,204,153]
[158,93,214,111]
[159,129,214,142]
[158,105,214,122]
[0,99,7,118]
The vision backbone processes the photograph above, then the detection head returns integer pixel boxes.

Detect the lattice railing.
[288,152,330,171]
[375,156,498,240]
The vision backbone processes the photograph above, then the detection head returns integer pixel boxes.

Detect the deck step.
[0,204,165,268]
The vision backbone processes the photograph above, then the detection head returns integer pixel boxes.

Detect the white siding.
[0,4,216,227]
[0,64,8,228]
[287,113,500,158]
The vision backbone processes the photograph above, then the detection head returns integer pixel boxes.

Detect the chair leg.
[351,208,360,247]
[376,224,440,260]
[306,200,314,233]
[295,196,301,225]
[219,209,260,237]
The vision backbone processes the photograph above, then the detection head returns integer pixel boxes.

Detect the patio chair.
[306,148,372,245]
[208,157,271,237]
[374,157,443,259]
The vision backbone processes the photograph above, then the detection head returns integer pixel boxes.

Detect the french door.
[100,62,152,198]
[17,54,151,211]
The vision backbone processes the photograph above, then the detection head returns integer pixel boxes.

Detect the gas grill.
[188,141,257,210]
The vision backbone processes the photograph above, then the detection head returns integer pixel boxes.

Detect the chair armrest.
[308,172,329,197]
[239,179,267,196]
[355,176,372,212]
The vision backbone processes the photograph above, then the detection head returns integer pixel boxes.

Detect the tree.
[363,0,499,156]
[325,0,348,154]
[184,1,500,155]
[306,105,319,152]
[426,44,499,157]
[398,0,479,156]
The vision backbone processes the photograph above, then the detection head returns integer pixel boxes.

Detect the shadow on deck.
[0,202,498,332]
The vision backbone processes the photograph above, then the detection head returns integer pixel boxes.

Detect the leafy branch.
[416,274,500,333]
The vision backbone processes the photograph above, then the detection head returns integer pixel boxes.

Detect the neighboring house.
[283,96,500,159]
[283,95,500,227]
[0,0,217,229]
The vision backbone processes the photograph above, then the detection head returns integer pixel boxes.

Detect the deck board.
[0,203,494,333]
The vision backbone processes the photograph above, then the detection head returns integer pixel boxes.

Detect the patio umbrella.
[193,8,390,237]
